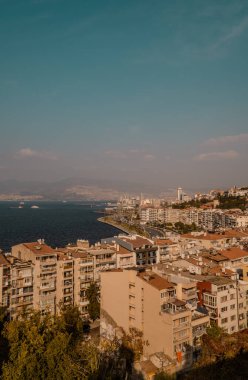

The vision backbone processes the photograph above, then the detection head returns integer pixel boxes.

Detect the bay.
[0,201,121,252]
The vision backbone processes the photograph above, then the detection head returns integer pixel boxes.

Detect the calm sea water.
[0,201,121,252]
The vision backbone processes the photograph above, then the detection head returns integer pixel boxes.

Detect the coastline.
[97,216,129,234]
[97,216,149,237]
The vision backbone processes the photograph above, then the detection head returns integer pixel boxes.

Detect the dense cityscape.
[0,185,248,378]
[1,0,248,378]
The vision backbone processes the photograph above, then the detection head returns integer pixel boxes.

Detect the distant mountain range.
[0,178,150,201]
[0,178,219,201]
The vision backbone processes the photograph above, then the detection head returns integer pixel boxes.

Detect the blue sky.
[0,0,248,191]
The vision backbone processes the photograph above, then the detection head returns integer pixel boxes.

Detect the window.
[161,292,167,298]
[179,317,187,324]
[218,286,226,292]
[231,326,235,332]
[203,294,216,307]
[239,303,243,309]
[221,317,228,324]
[179,329,187,338]
[221,306,228,312]
[221,296,227,303]
[230,294,235,300]
[231,315,236,321]
[230,304,235,310]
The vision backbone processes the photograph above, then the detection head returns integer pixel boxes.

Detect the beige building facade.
[100,268,209,370]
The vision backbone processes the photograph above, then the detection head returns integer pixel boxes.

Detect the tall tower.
[177,187,183,202]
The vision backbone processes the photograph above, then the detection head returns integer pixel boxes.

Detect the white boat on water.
[18,202,24,209]
[31,205,39,209]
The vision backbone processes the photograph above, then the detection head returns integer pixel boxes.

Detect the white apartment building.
[198,276,247,333]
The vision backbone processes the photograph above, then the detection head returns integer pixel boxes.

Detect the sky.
[0,0,248,192]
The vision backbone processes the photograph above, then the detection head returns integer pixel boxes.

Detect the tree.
[59,304,83,338]
[1,307,147,380]
[2,310,82,380]
[86,282,100,321]
[0,306,9,375]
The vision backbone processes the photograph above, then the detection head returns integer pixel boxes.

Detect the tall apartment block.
[0,254,11,309]
[11,241,58,315]
[100,268,209,370]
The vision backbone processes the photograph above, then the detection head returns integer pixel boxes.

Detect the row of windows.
[221,315,236,324]
[221,304,236,312]
[220,294,235,302]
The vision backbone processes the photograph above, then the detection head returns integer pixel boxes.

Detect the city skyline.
[1,0,248,189]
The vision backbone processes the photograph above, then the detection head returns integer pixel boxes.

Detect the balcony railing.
[193,328,207,338]
[40,283,55,290]
[80,275,93,281]
[64,272,73,278]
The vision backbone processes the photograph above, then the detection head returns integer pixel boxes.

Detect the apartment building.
[197,209,225,230]
[219,247,248,270]
[114,235,158,266]
[175,281,198,311]
[225,212,248,228]
[140,207,160,223]
[197,276,247,333]
[101,268,209,371]
[8,257,33,319]
[164,208,181,224]
[116,246,136,268]
[181,208,199,226]
[11,241,58,315]
[180,231,241,250]
[155,239,177,263]
[67,250,94,317]
[0,254,11,308]
[56,252,74,311]
[87,247,116,281]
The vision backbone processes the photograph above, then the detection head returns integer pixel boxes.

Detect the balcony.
[80,260,93,266]
[41,266,56,274]
[40,283,55,290]
[95,257,115,264]
[79,299,88,306]
[63,264,73,270]
[80,269,93,274]
[64,271,73,278]
[173,322,190,331]
[40,259,56,265]
[11,296,33,306]
[80,275,93,282]
[193,327,207,338]
[162,299,187,315]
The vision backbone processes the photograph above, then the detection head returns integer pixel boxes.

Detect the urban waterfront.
[0,201,121,252]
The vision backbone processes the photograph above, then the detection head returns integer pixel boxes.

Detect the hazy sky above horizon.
[1,0,248,192]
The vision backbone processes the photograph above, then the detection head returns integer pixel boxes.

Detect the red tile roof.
[155,239,174,246]
[121,236,154,249]
[117,246,133,255]
[22,242,56,255]
[219,248,248,261]
[139,271,174,291]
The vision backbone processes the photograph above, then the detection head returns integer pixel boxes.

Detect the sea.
[0,201,121,252]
